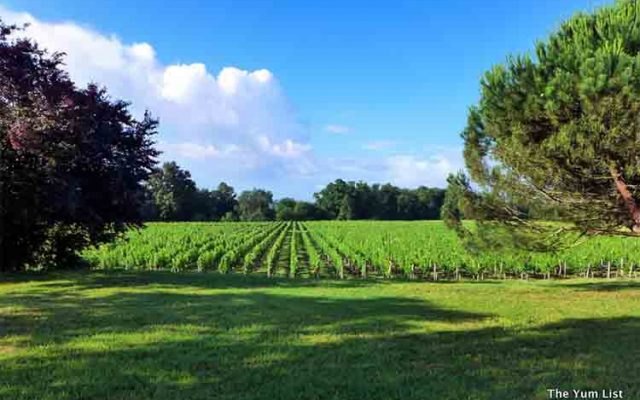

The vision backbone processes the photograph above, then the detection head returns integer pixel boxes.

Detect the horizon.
[0,0,610,200]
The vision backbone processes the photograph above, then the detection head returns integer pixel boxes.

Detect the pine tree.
[449,0,640,251]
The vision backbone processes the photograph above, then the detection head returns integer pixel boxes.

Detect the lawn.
[1,271,639,399]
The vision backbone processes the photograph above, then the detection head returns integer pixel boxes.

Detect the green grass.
[1,271,639,399]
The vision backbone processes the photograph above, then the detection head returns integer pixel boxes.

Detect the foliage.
[145,166,239,222]
[0,22,158,271]
[441,173,468,230]
[140,167,446,223]
[147,162,197,221]
[337,195,356,220]
[275,198,324,221]
[83,221,640,280]
[275,198,298,221]
[314,179,445,220]
[289,222,299,277]
[237,189,275,221]
[452,0,640,252]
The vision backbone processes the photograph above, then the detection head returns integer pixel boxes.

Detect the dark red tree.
[0,22,159,271]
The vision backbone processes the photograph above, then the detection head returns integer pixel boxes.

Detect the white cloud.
[384,151,463,187]
[258,136,312,158]
[315,145,463,187]
[325,124,351,134]
[160,64,211,103]
[0,6,466,197]
[157,142,241,160]
[363,140,397,151]
[314,147,462,189]
[0,6,311,180]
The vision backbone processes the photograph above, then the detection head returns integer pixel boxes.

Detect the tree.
[415,187,446,219]
[374,184,400,219]
[397,190,419,220]
[314,179,445,221]
[293,201,323,220]
[147,162,197,221]
[0,22,158,271]
[353,181,375,219]
[212,182,237,219]
[191,189,217,221]
[448,0,640,251]
[237,189,275,221]
[314,179,353,219]
[441,173,468,231]
[337,195,355,220]
[275,197,298,221]
[143,170,237,222]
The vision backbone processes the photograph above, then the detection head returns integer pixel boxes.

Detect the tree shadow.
[0,273,638,399]
[0,270,385,289]
[558,281,640,292]
[0,292,488,346]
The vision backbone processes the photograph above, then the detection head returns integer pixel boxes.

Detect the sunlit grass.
[1,271,639,399]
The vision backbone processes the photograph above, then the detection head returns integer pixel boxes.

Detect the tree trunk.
[609,165,640,232]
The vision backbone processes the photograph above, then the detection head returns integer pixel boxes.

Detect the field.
[84,221,640,279]
[1,271,638,400]
[4,221,639,399]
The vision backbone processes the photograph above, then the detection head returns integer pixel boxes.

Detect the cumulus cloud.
[156,142,240,160]
[325,124,351,134]
[0,6,465,197]
[0,6,311,180]
[384,150,463,187]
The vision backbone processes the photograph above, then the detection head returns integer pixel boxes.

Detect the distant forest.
[142,162,446,222]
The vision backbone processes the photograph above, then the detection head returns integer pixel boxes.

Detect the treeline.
[142,162,446,221]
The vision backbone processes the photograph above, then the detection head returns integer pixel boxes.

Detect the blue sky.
[1,0,610,199]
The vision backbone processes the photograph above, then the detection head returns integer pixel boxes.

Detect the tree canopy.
[0,22,158,271]
[446,0,640,251]
[142,162,240,222]
[237,189,275,221]
[314,179,445,220]
[147,162,197,221]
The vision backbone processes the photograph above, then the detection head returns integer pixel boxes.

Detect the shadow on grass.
[0,272,638,400]
[559,281,640,292]
[0,269,385,289]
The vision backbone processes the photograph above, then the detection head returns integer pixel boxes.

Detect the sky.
[0,0,611,199]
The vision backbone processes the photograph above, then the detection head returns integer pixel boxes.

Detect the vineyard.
[84,221,640,280]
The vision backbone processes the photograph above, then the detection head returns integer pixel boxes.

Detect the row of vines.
[83,221,640,280]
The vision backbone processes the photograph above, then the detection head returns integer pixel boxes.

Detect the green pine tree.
[449,0,640,251]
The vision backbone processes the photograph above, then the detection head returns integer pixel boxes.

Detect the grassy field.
[1,271,639,399]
